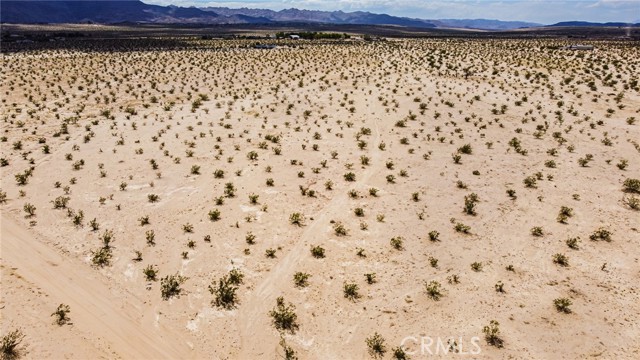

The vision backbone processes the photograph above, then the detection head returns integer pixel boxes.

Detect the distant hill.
[548,21,640,27]
[0,0,262,24]
[202,7,437,28]
[2,0,544,30]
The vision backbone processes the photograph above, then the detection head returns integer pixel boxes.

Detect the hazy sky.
[143,0,640,24]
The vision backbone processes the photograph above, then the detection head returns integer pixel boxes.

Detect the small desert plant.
[344,172,356,182]
[623,178,640,193]
[454,222,471,234]
[554,297,572,313]
[91,246,112,267]
[365,332,386,358]
[280,338,297,360]
[458,143,472,155]
[289,212,305,226]
[557,206,573,223]
[566,237,580,250]
[228,268,244,285]
[553,253,569,266]
[495,281,505,293]
[23,203,36,218]
[15,173,28,186]
[463,193,479,215]
[530,226,544,237]
[160,273,188,300]
[209,275,238,309]
[364,273,377,284]
[269,297,299,333]
[133,251,142,262]
[523,176,537,188]
[51,303,71,325]
[333,222,348,236]
[1,329,26,360]
[425,280,443,300]
[589,228,612,242]
[138,215,150,226]
[617,159,628,170]
[98,230,115,248]
[143,265,158,281]
[293,272,311,287]
[52,196,70,209]
[343,282,360,301]
[623,195,640,210]
[147,194,159,203]
[145,230,156,246]
[471,262,483,272]
[452,154,462,164]
[310,245,325,258]
[208,209,221,221]
[392,347,409,360]
[483,320,503,348]
[390,236,404,250]
[182,223,194,233]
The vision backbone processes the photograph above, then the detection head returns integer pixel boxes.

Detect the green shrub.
[365,332,386,358]
[554,297,572,313]
[160,273,188,300]
[589,228,612,242]
[269,297,299,333]
[209,275,238,309]
[143,265,158,281]
[343,282,360,301]
[482,320,503,348]
[51,303,71,325]
[425,280,443,300]
[1,329,26,360]
[623,178,640,193]
[293,272,311,287]
[310,245,325,258]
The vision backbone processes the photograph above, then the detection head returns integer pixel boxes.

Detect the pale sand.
[1,38,639,359]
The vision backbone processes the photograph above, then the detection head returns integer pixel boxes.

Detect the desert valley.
[1,29,639,359]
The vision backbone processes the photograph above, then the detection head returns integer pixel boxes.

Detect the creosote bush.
[365,332,386,358]
[343,282,360,301]
[554,297,572,313]
[269,297,299,333]
[483,320,503,348]
[160,273,188,300]
[210,275,239,309]
[425,280,443,300]
[1,329,26,360]
[51,303,71,325]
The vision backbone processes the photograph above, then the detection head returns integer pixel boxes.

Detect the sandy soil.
[1,38,639,359]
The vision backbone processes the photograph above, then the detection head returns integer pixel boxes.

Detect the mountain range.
[1,0,637,30]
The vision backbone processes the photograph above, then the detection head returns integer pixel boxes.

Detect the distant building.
[289,35,300,40]
[562,44,594,50]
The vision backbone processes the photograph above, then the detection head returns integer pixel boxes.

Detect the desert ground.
[1,35,639,359]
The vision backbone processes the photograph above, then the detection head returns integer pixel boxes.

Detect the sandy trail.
[237,117,383,357]
[0,213,192,359]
